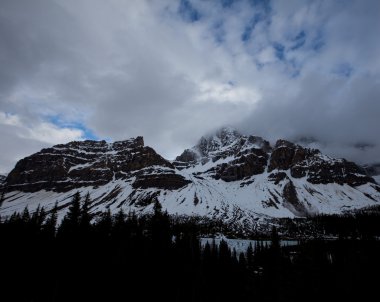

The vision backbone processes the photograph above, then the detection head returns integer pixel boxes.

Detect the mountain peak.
[215,126,242,145]
[195,126,242,156]
[4,136,191,193]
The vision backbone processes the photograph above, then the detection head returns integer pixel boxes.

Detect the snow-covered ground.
[1,168,379,224]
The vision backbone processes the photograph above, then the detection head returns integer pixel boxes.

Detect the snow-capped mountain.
[1,127,379,226]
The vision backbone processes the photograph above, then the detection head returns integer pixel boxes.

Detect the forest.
[1,192,380,302]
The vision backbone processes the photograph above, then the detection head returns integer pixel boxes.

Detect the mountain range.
[1,127,379,227]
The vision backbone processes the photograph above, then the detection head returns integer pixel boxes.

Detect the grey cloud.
[238,0,380,164]
[0,0,379,174]
[0,125,46,174]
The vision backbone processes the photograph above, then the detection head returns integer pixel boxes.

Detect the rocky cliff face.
[1,127,379,223]
[172,127,379,217]
[175,127,271,165]
[268,140,373,186]
[175,128,374,187]
[174,127,272,181]
[0,174,6,187]
[5,137,189,193]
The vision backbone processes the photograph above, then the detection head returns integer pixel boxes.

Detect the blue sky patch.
[178,0,201,23]
[310,29,325,52]
[248,0,271,12]
[212,20,226,44]
[273,42,285,60]
[333,63,354,78]
[220,0,235,8]
[290,30,306,51]
[287,58,302,78]
[241,13,264,42]
[47,115,99,140]
[241,0,271,42]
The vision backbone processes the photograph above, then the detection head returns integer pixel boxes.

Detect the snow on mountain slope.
[1,127,379,224]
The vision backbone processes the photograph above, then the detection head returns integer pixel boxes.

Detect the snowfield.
[1,164,379,224]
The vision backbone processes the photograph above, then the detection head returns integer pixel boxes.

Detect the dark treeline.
[277,205,380,239]
[171,206,380,240]
[1,193,380,302]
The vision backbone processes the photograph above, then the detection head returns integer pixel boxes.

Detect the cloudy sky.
[1,0,379,173]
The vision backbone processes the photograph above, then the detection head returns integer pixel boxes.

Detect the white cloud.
[0,112,84,173]
[196,81,261,105]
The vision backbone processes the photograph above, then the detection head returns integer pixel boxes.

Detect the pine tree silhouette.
[95,209,112,237]
[21,206,30,223]
[80,192,92,231]
[31,205,46,228]
[270,226,280,251]
[43,202,58,237]
[59,192,81,237]
[0,191,5,207]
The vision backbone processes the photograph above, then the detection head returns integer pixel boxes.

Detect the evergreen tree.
[238,252,247,268]
[80,192,92,230]
[112,208,126,240]
[31,205,41,223]
[21,206,30,223]
[8,212,20,223]
[270,226,280,251]
[193,193,199,206]
[219,239,231,264]
[113,208,126,228]
[59,192,81,236]
[38,207,46,227]
[211,239,218,260]
[31,205,46,228]
[151,200,171,252]
[246,242,254,269]
[203,241,212,263]
[67,192,81,225]
[43,202,58,237]
[0,191,5,207]
[96,209,112,237]
[153,199,162,216]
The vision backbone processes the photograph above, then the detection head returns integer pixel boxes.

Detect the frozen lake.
[200,238,299,255]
